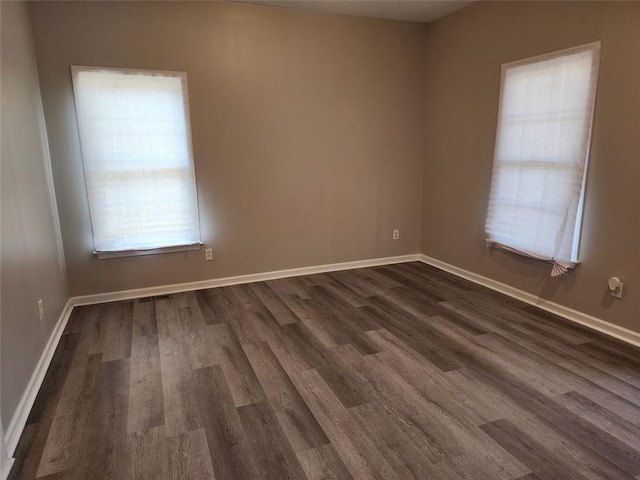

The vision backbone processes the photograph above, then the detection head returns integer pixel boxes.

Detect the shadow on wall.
[486,247,588,302]
[600,290,617,310]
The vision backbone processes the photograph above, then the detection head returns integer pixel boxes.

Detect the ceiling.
[241,1,475,23]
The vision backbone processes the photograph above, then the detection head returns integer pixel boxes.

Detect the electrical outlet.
[393,229,400,240]
[38,299,44,321]
[608,277,624,299]
[205,248,213,261]
[611,286,624,299]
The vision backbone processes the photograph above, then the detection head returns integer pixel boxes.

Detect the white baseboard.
[5,299,74,458]
[71,254,422,306]
[418,254,640,348]
[1,458,15,480]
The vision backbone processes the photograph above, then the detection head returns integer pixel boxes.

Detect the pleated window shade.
[485,43,601,276]
[71,67,201,257]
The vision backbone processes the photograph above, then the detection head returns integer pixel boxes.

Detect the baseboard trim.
[71,254,422,306]
[5,299,74,457]
[1,458,15,480]
[418,254,640,348]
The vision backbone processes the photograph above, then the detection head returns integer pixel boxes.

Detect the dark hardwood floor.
[9,262,640,479]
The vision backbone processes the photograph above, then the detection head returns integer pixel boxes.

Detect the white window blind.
[485,43,601,276]
[71,66,201,257]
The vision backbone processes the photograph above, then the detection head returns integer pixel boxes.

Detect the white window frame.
[485,42,601,274]
[71,66,202,259]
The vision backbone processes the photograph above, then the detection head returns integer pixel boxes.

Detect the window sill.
[94,242,202,259]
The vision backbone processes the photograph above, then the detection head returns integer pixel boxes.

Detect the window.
[485,43,601,276]
[71,66,201,258]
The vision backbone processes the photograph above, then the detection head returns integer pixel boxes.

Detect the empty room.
[1,0,639,478]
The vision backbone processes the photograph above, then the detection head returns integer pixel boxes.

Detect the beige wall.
[421,1,640,333]
[29,1,427,297]
[1,1,69,427]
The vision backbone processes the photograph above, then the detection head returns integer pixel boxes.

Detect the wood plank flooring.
[9,262,640,479]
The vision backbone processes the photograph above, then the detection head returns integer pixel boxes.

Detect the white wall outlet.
[393,229,400,240]
[38,299,44,320]
[205,248,214,261]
